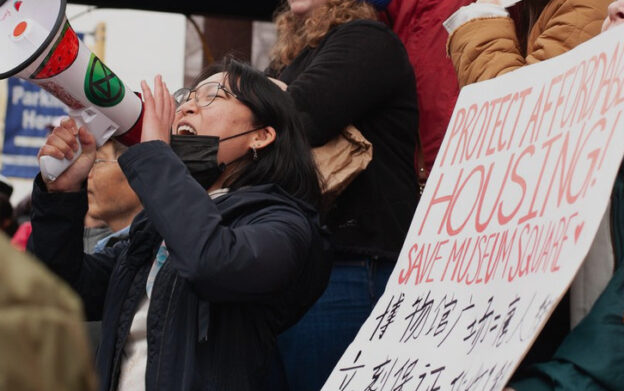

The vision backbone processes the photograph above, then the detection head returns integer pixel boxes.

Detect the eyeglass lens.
[174,83,222,108]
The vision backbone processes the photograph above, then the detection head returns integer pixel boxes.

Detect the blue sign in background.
[1,77,68,178]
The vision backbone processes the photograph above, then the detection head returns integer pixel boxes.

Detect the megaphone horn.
[0,0,143,181]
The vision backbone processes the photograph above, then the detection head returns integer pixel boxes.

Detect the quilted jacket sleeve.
[118,141,315,302]
[448,0,610,87]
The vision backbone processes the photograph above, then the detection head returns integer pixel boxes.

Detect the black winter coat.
[28,141,331,391]
[275,20,420,260]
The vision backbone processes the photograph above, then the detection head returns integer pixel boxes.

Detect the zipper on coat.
[108,304,137,391]
[154,275,178,389]
[108,250,159,391]
[108,351,121,391]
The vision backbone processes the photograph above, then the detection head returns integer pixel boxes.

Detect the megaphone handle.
[39,115,86,182]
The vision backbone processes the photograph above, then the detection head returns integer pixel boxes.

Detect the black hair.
[0,194,17,237]
[193,57,322,208]
[509,0,551,56]
[13,194,32,225]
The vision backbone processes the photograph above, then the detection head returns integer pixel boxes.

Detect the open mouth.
[176,123,197,135]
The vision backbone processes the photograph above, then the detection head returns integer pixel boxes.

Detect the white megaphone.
[0,0,143,181]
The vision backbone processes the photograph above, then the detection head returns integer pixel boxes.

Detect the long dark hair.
[509,0,551,55]
[193,57,322,208]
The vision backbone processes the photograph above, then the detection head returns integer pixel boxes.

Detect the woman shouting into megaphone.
[28,57,331,391]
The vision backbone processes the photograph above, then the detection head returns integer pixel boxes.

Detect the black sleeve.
[118,141,312,302]
[27,176,121,321]
[285,21,410,146]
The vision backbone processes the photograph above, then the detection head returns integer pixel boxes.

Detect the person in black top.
[28,58,330,391]
[267,0,421,389]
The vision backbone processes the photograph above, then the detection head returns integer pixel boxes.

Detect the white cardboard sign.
[322,23,624,391]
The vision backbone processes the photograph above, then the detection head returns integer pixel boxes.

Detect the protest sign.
[322,24,624,391]
[1,77,67,178]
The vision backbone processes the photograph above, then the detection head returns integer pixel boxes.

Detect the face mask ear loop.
[219,125,265,142]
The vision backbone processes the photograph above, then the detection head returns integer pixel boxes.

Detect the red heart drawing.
[574,222,584,243]
[14,1,22,11]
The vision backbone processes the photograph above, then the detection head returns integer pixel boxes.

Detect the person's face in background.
[288,0,329,17]
[87,141,141,232]
[602,0,624,31]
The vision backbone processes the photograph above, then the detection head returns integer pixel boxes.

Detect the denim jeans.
[275,256,395,391]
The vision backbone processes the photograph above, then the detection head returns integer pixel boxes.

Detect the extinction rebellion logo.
[84,54,125,107]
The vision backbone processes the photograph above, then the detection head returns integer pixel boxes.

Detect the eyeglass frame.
[173,82,237,111]
[93,158,118,166]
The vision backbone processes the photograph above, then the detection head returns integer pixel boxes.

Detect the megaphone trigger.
[39,105,121,181]
[68,107,120,147]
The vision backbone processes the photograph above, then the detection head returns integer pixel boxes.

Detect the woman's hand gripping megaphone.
[38,118,97,192]
[37,74,174,191]
[38,107,126,182]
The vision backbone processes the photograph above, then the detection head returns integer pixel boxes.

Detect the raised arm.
[28,119,121,320]
[118,141,313,302]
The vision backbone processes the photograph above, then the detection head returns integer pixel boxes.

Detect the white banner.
[322,23,624,391]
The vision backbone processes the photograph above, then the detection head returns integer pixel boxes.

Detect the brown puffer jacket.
[448,0,611,87]
[0,235,97,391]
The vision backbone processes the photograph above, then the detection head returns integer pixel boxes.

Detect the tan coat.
[0,235,97,391]
[448,0,611,87]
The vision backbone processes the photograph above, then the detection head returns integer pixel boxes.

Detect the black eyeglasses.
[173,82,237,111]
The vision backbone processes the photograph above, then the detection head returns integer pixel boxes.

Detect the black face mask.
[170,126,264,190]
[170,134,224,189]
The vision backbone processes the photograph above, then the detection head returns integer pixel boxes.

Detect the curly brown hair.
[268,0,378,73]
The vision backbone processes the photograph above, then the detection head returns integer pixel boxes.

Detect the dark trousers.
[274,256,395,391]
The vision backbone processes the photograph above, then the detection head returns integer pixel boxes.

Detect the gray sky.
[67,5,186,91]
